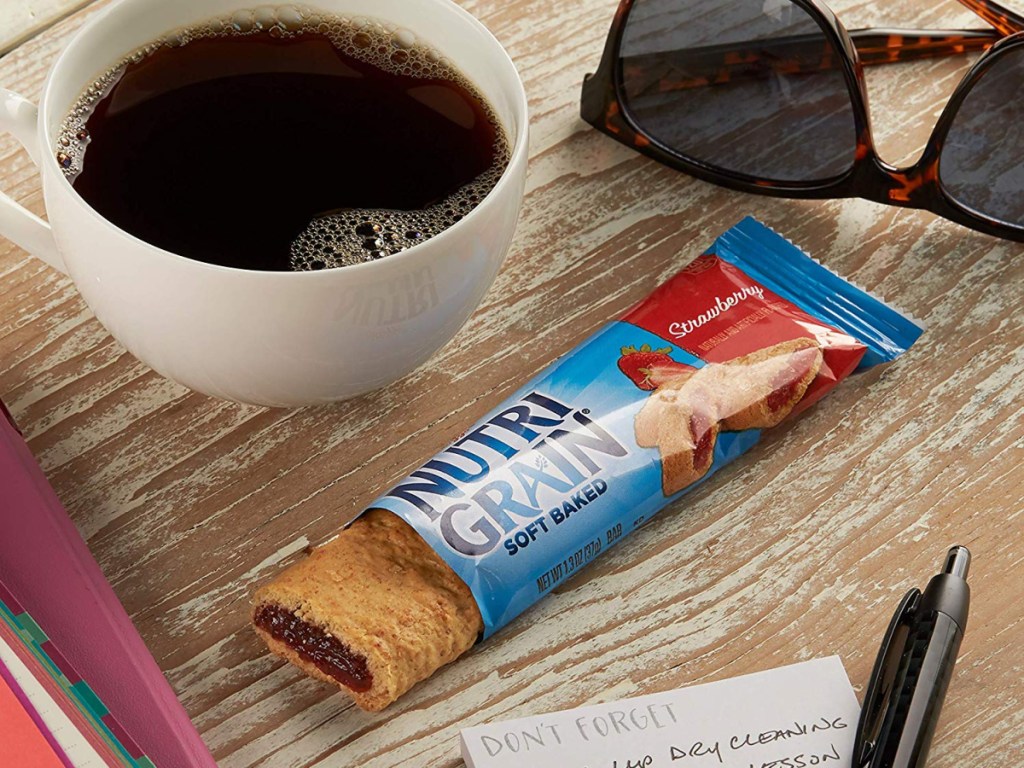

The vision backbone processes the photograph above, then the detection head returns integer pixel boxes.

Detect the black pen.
[852,546,971,768]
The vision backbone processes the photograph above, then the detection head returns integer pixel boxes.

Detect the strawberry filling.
[766,349,818,414]
[254,604,373,692]
[690,410,715,469]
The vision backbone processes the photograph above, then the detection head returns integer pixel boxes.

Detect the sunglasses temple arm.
[849,27,999,65]
[955,0,1024,35]
[621,29,999,95]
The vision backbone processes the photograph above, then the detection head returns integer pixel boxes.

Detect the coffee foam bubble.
[289,160,504,270]
[57,6,511,270]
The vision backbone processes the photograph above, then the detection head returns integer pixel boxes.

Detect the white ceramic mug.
[0,0,528,407]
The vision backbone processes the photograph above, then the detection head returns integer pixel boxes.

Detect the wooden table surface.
[2,0,1022,766]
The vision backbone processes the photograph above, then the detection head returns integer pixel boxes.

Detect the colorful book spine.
[0,581,153,766]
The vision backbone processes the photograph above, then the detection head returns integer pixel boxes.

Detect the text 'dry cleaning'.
[460,657,860,768]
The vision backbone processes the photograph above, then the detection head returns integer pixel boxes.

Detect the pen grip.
[879,611,963,768]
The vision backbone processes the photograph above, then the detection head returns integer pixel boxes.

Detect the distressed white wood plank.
[0,0,92,55]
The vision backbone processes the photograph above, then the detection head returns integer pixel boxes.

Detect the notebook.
[0,400,216,767]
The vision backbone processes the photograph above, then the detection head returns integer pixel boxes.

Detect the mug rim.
[38,0,530,280]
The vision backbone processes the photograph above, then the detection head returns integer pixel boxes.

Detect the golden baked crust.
[252,509,482,711]
[636,373,718,494]
[634,371,693,448]
[658,404,719,495]
[714,338,823,431]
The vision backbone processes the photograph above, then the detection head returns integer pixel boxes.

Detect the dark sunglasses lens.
[618,0,858,183]
[939,46,1024,228]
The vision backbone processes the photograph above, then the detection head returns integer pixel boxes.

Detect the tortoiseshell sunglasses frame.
[581,0,1024,241]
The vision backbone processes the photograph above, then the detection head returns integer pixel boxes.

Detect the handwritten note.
[460,657,860,768]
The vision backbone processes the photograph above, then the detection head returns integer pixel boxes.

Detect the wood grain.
[0,0,93,55]
[1,0,1022,766]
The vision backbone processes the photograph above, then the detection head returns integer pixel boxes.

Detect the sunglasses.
[581,0,1024,241]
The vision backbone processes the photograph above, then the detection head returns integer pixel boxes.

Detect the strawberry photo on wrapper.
[618,344,696,391]
[623,254,868,425]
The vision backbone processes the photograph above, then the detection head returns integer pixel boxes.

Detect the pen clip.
[852,587,921,767]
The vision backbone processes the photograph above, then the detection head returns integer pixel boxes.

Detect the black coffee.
[58,9,509,271]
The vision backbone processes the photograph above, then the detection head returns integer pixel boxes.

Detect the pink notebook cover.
[0,400,216,767]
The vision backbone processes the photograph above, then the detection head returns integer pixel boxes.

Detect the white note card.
[461,657,860,768]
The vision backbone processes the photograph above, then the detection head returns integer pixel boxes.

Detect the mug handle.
[0,89,66,274]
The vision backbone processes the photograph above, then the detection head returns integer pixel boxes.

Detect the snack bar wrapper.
[253,218,923,711]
